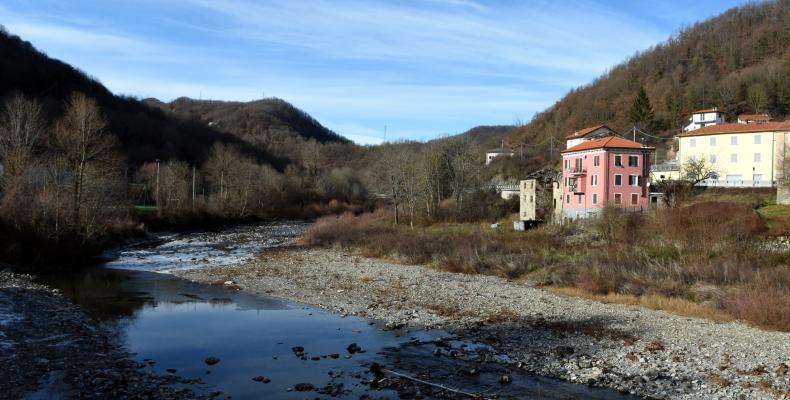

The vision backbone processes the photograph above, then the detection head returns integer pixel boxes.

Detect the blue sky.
[0,0,749,144]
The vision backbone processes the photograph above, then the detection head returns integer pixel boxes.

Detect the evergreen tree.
[629,86,656,133]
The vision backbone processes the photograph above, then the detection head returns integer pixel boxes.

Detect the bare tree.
[0,94,45,190]
[443,136,482,208]
[52,93,121,232]
[682,156,717,186]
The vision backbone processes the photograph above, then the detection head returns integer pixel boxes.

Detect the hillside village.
[498,107,790,225]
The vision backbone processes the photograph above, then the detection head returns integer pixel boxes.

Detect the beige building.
[650,161,681,182]
[677,121,790,187]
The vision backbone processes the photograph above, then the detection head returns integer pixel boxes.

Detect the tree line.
[0,92,372,268]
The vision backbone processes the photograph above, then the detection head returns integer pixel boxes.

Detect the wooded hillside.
[0,27,349,168]
[512,0,790,151]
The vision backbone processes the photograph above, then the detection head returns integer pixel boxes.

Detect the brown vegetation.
[510,0,790,159]
[303,202,790,331]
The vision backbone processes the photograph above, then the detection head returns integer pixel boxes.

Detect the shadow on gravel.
[400,314,699,399]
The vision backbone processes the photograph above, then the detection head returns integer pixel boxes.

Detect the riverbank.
[175,246,790,399]
[0,270,208,399]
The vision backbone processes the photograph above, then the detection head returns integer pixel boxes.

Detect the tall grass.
[303,202,790,331]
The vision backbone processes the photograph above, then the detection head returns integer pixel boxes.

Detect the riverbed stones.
[0,272,206,399]
[175,246,790,400]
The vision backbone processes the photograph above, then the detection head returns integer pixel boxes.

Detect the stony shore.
[175,245,790,400]
[0,270,208,399]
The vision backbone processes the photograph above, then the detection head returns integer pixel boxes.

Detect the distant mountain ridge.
[144,96,349,145]
[0,26,345,168]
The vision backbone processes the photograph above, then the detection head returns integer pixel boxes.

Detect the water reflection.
[36,225,636,399]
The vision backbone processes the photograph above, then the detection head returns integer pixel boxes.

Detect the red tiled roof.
[678,121,790,137]
[561,136,654,153]
[564,124,608,139]
[738,114,771,121]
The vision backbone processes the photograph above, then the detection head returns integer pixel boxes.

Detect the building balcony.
[569,185,584,194]
[571,167,587,175]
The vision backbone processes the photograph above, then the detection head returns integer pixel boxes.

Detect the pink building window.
[614,174,622,186]
[614,155,622,166]
[631,193,638,205]
[593,155,600,166]
[614,193,622,205]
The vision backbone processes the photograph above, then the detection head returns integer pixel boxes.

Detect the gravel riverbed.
[0,270,208,399]
[175,246,790,400]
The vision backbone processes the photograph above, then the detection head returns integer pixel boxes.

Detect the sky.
[0,0,750,145]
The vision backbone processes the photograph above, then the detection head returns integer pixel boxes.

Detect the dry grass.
[545,287,735,322]
[303,203,790,331]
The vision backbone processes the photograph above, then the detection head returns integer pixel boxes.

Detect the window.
[754,135,762,144]
[690,139,696,148]
[629,175,638,186]
[709,137,716,146]
[709,154,717,163]
[614,193,622,205]
[577,194,582,204]
[614,174,622,186]
[628,155,638,167]
[753,174,763,183]
[575,158,583,171]
[564,159,569,169]
[631,193,638,205]
[730,153,737,163]
[566,194,570,204]
[614,155,622,166]
[731,136,738,145]
[592,193,598,204]
[754,152,762,162]
[593,155,600,167]
[591,174,598,186]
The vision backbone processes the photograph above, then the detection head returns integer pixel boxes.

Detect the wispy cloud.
[0,0,747,140]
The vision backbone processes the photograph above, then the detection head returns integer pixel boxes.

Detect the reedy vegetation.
[304,203,790,331]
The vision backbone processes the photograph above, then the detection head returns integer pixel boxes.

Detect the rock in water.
[205,356,220,366]
[252,376,271,383]
[294,383,315,391]
[499,374,512,384]
[346,343,362,354]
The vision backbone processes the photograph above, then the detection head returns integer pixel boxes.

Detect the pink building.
[560,136,654,219]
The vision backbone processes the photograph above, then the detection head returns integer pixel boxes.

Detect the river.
[38,222,633,399]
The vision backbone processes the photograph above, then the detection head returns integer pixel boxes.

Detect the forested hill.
[511,0,790,147]
[0,27,341,168]
[143,97,350,165]
[145,97,348,145]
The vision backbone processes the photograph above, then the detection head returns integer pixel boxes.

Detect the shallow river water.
[40,222,633,399]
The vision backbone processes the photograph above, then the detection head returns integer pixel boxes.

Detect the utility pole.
[633,126,636,141]
[192,165,196,207]
[155,159,161,215]
[220,170,224,200]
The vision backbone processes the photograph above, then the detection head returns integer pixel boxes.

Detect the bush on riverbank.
[303,203,790,331]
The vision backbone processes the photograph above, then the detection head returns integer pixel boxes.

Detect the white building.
[564,125,618,149]
[485,147,514,165]
[683,108,726,132]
